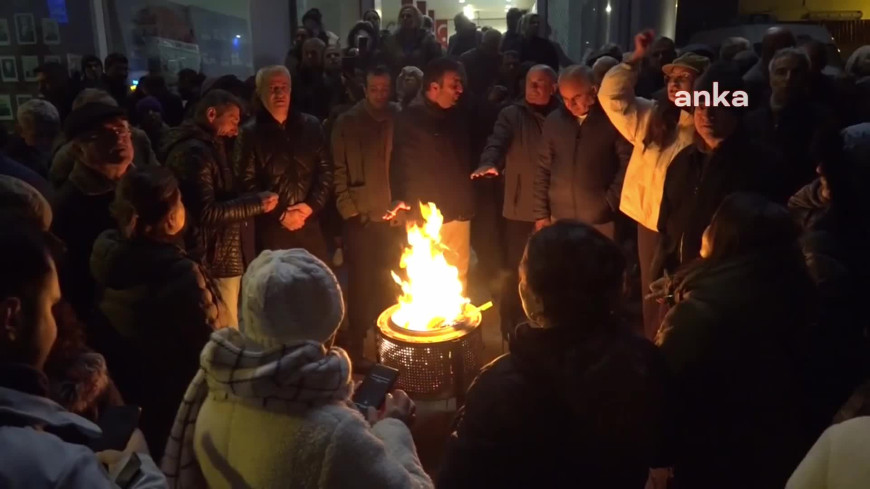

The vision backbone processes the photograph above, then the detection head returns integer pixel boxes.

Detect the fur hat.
[241,249,345,349]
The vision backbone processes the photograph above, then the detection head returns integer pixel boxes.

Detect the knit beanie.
[240,249,345,349]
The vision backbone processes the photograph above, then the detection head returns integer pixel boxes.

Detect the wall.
[739,0,870,20]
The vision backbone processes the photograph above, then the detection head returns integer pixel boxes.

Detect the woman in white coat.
[598,30,709,339]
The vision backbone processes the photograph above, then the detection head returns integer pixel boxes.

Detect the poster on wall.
[0,95,13,121]
[21,56,39,81]
[0,56,17,82]
[0,19,10,46]
[44,55,62,66]
[16,94,33,108]
[14,14,36,45]
[42,18,61,45]
[66,53,82,76]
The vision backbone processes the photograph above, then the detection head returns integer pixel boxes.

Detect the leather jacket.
[234,108,332,220]
[163,122,265,278]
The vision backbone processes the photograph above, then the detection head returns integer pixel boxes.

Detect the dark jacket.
[741,59,770,110]
[51,164,120,322]
[744,101,839,195]
[480,99,558,222]
[533,104,631,224]
[389,95,474,223]
[656,252,817,489]
[0,152,52,198]
[447,30,482,57]
[89,229,218,460]
[656,132,784,277]
[163,122,265,278]
[332,100,400,222]
[235,108,333,249]
[459,48,502,99]
[438,323,670,489]
[5,136,51,178]
[292,68,334,121]
[520,37,559,72]
[380,29,443,73]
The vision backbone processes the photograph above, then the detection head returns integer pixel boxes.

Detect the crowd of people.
[0,4,870,488]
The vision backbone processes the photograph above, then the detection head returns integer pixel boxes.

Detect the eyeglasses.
[85,124,131,142]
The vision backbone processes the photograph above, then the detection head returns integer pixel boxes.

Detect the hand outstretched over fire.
[383,200,411,221]
[366,389,417,427]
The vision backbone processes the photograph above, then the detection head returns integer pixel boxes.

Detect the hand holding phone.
[366,389,416,426]
[352,364,399,413]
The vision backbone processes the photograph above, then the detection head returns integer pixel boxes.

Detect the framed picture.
[15,94,32,109]
[14,14,36,45]
[43,55,62,66]
[0,18,10,46]
[21,56,39,82]
[66,53,82,76]
[41,18,60,45]
[0,95,13,121]
[0,56,17,82]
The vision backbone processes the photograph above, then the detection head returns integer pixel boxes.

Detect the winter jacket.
[656,252,817,489]
[438,323,670,489]
[51,163,120,322]
[741,59,770,110]
[90,229,219,460]
[789,179,829,230]
[389,95,474,223]
[656,131,784,277]
[744,100,840,195]
[0,364,165,489]
[332,100,400,222]
[380,29,443,74]
[480,99,558,222]
[50,127,158,188]
[0,151,52,198]
[163,122,265,278]
[459,48,502,99]
[171,328,433,489]
[787,417,870,489]
[598,62,697,231]
[293,68,335,121]
[447,30,482,57]
[519,37,560,72]
[5,135,51,178]
[235,108,333,249]
[533,104,632,224]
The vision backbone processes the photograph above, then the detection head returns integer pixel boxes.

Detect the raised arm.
[597,31,657,146]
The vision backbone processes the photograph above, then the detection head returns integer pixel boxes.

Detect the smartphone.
[89,405,141,452]
[342,55,357,75]
[112,452,143,489]
[352,364,400,413]
[358,36,369,53]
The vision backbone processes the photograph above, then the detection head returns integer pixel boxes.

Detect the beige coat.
[598,62,695,231]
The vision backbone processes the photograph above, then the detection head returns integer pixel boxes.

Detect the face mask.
[519,280,547,328]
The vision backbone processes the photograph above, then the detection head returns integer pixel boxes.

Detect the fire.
[390,203,475,331]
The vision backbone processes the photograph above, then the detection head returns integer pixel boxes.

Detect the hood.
[788,179,828,214]
[0,364,101,442]
[846,45,870,78]
[90,229,186,290]
[159,121,214,162]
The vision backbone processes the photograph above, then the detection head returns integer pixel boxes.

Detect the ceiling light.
[463,4,474,18]
[605,3,612,13]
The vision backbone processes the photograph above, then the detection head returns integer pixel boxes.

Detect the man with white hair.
[235,65,332,261]
[471,64,560,340]
[6,99,60,178]
[533,65,631,240]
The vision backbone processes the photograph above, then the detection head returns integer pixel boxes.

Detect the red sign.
[435,19,448,48]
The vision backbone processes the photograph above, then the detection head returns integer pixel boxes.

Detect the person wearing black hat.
[654,62,786,280]
[50,103,134,322]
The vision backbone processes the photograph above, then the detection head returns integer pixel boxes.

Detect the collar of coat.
[255,106,306,128]
[518,98,560,118]
[68,161,120,196]
[358,99,400,122]
[409,93,454,118]
[0,364,101,442]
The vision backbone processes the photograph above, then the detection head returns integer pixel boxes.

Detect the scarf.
[161,328,353,488]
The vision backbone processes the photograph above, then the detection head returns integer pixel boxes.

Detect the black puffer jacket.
[163,122,265,278]
[90,229,218,460]
[235,108,332,237]
[439,323,670,489]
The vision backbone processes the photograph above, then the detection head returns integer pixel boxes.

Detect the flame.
[390,203,473,331]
